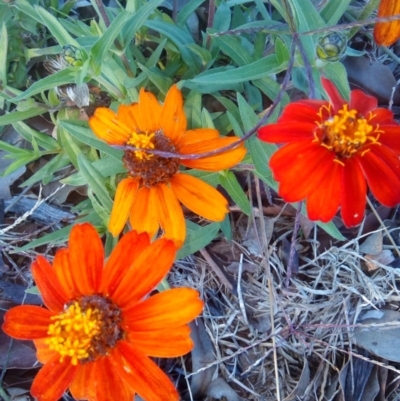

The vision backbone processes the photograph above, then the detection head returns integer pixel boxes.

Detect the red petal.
[128,325,193,357]
[69,362,97,401]
[3,306,52,339]
[53,248,77,300]
[369,144,400,179]
[258,122,315,143]
[357,150,400,206]
[112,342,179,401]
[380,125,400,153]
[34,339,58,364]
[124,288,203,331]
[100,231,150,296]
[350,90,378,116]
[278,102,323,124]
[340,157,367,227]
[368,108,395,124]
[112,238,176,308]
[31,355,78,401]
[306,161,342,222]
[68,223,104,295]
[91,356,134,401]
[31,256,68,312]
[321,77,346,112]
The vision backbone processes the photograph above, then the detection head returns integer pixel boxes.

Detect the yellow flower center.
[317,104,381,159]
[127,131,155,161]
[123,131,180,187]
[46,295,123,366]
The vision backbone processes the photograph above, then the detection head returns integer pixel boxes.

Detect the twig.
[285,201,302,287]
[237,253,248,325]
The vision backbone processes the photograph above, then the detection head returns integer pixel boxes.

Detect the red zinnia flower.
[258,78,400,227]
[2,223,203,401]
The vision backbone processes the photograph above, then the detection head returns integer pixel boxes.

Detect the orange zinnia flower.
[89,85,246,246]
[2,223,203,401]
[374,0,400,46]
[258,77,400,227]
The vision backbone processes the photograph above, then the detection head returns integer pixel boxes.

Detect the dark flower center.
[46,295,123,365]
[123,130,180,187]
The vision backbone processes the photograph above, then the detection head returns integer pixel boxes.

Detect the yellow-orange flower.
[2,223,203,401]
[374,0,400,46]
[89,85,246,247]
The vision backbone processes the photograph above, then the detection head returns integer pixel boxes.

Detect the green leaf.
[321,0,352,25]
[177,0,206,25]
[185,54,286,92]
[77,153,113,211]
[275,36,290,65]
[177,222,220,259]
[0,106,48,126]
[0,23,8,108]
[322,62,350,100]
[58,126,83,168]
[13,121,59,151]
[317,220,346,241]
[60,120,123,161]
[212,34,253,66]
[219,171,251,216]
[138,63,173,94]
[34,5,80,47]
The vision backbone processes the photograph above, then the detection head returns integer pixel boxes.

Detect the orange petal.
[91,356,134,401]
[156,183,186,248]
[109,178,139,237]
[89,108,130,145]
[100,231,150,296]
[112,341,179,401]
[136,88,162,132]
[374,0,400,46]
[34,339,58,364]
[170,173,228,221]
[118,103,140,132]
[124,288,203,331]
[31,355,78,401]
[179,137,246,171]
[3,306,52,339]
[129,186,160,239]
[176,128,220,147]
[112,238,176,308]
[341,157,367,227]
[69,362,97,401]
[357,150,400,206]
[53,248,78,300]
[128,325,193,357]
[306,160,342,222]
[31,256,68,312]
[68,223,104,295]
[160,85,187,143]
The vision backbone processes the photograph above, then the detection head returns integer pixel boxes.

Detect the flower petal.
[92,356,134,401]
[112,342,179,401]
[278,101,325,124]
[370,144,400,179]
[3,306,52,339]
[374,0,400,46]
[160,85,187,143]
[306,160,342,222]
[128,325,193,357]
[179,137,246,171]
[112,238,176,308]
[136,88,162,132]
[321,77,346,112]
[380,125,400,153]
[124,288,203,331]
[31,355,78,401]
[118,104,140,132]
[129,186,160,239]
[68,223,104,295]
[350,90,378,116]
[170,173,228,221]
[53,248,77,300]
[31,256,68,312]
[156,184,186,248]
[69,362,97,401]
[357,150,400,206]
[258,122,315,143]
[100,231,150,296]
[340,157,367,227]
[368,108,395,124]
[177,128,220,146]
[34,339,58,364]
[89,108,130,145]
[109,178,139,237]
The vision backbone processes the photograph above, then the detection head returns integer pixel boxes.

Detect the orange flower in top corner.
[258,77,400,227]
[89,85,246,247]
[374,0,400,46]
[2,223,203,401]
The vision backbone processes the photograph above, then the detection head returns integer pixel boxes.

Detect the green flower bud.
[316,33,347,62]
